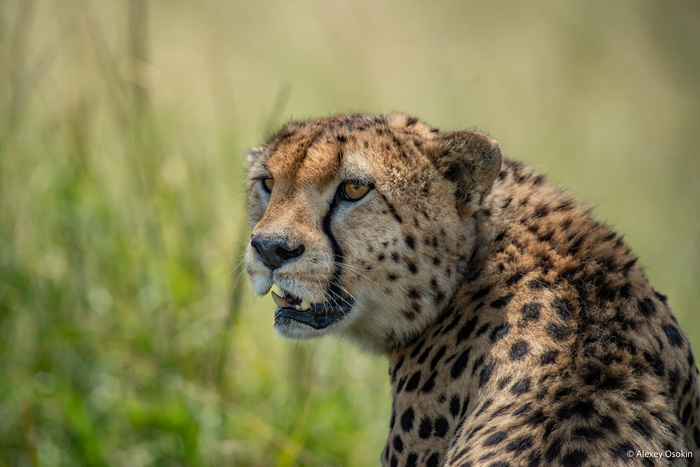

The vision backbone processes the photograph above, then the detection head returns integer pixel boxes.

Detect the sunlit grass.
[1,0,698,465]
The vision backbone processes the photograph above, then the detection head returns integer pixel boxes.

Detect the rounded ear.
[426,130,502,217]
[246,146,266,165]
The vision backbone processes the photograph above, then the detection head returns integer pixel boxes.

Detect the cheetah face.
[245,114,501,353]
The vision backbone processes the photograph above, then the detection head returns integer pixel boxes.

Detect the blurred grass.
[0,0,698,465]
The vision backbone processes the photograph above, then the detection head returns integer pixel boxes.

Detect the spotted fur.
[245,114,700,466]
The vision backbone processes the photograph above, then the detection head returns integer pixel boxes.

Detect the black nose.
[251,236,306,270]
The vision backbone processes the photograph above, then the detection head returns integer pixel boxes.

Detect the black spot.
[492,403,514,418]
[405,235,415,249]
[476,323,490,336]
[561,450,587,467]
[405,371,421,392]
[391,356,404,380]
[534,204,550,218]
[434,290,446,304]
[544,420,556,438]
[644,352,665,377]
[407,262,418,274]
[390,409,396,429]
[400,407,414,432]
[472,287,491,301]
[527,409,547,426]
[392,435,403,453]
[451,349,471,379]
[430,345,447,371]
[619,257,636,272]
[419,417,432,438]
[390,454,397,467]
[528,279,547,290]
[421,371,437,393]
[395,377,405,394]
[637,298,656,316]
[490,324,510,342]
[514,402,532,416]
[449,396,460,417]
[510,340,530,361]
[626,388,647,403]
[471,355,485,377]
[483,430,507,447]
[682,374,693,396]
[682,403,692,426]
[506,274,524,286]
[521,303,541,321]
[511,378,531,394]
[434,416,449,438]
[527,453,541,467]
[408,288,422,301]
[693,426,700,447]
[654,290,668,303]
[599,375,626,391]
[457,316,479,343]
[540,349,559,365]
[613,442,635,460]
[599,415,618,434]
[569,235,584,253]
[410,340,425,359]
[555,387,572,400]
[426,453,440,467]
[380,193,403,223]
[406,453,417,467]
[479,362,495,387]
[557,399,595,420]
[554,298,573,319]
[388,274,398,281]
[506,436,532,454]
[662,324,683,347]
[441,312,463,336]
[498,376,512,389]
[538,230,554,242]
[490,294,513,309]
[548,323,570,340]
[545,437,562,462]
[632,419,653,439]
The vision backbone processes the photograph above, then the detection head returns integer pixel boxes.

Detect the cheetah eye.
[339,181,371,202]
[261,178,275,193]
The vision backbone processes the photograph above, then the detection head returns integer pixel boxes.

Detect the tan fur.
[246,114,700,466]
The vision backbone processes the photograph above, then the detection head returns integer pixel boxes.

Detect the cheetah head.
[245,114,501,353]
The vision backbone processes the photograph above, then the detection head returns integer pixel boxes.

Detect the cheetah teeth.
[271,290,312,311]
[271,290,287,308]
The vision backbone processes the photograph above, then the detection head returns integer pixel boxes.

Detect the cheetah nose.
[251,235,306,270]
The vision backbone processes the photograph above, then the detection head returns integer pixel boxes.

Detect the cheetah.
[245,113,700,466]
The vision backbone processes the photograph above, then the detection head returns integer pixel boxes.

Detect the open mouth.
[271,289,352,330]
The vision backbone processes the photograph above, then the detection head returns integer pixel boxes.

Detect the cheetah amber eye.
[340,182,371,201]
[262,178,275,193]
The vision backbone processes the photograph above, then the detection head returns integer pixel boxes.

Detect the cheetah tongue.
[271,290,311,312]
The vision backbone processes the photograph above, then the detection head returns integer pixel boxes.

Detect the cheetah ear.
[246,146,266,165]
[427,130,502,217]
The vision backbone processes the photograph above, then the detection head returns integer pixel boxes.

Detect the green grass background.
[1,1,698,465]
